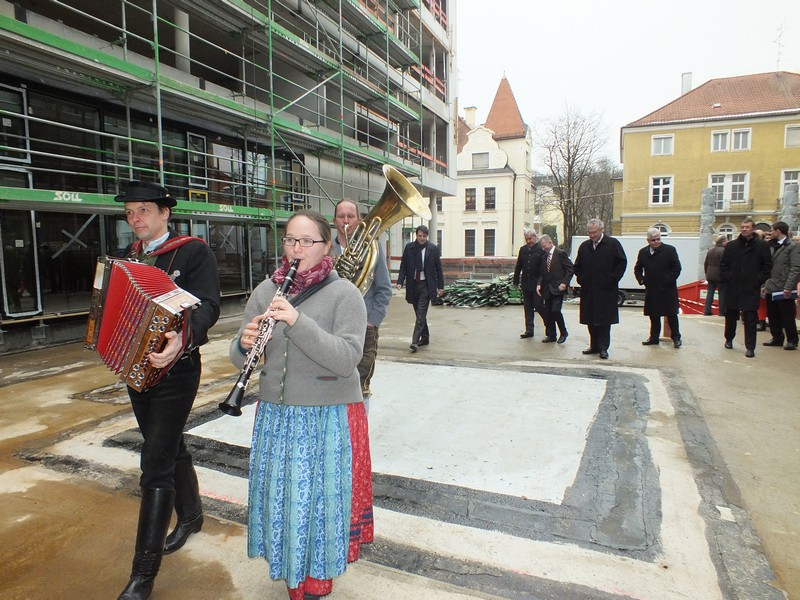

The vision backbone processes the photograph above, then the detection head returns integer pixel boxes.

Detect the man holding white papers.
[762,221,800,350]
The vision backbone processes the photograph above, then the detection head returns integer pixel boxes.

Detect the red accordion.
[85,257,200,392]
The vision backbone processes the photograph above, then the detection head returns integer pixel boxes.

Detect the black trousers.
[587,324,611,351]
[411,280,431,344]
[521,287,545,334]
[649,314,681,340]
[724,309,758,351]
[765,295,798,344]
[128,350,201,489]
[542,294,567,338]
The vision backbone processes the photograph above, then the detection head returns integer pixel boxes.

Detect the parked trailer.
[569,236,703,306]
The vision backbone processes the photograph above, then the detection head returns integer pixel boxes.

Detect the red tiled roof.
[483,76,528,139]
[626,71,800,127]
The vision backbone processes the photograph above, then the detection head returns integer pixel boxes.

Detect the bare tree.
[537,107,609,249]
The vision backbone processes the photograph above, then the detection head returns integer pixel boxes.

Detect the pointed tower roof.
[626,71,800,127]
[483,76,528,140]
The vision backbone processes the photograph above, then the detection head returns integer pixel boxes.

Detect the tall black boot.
[118,487,175,600]
[164,456,204,554]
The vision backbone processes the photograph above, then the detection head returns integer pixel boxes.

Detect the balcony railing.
[713,198,754,212]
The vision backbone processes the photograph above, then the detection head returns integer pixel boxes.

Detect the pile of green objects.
[440,274,522,307]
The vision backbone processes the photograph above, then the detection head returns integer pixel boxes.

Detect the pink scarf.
[272,255,334,293]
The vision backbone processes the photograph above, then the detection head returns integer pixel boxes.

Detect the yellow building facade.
[615,72,800,238]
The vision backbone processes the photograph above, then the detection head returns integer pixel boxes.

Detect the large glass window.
[1,210,41,317]
[732,129,750,151]
[785,125,800,147]
[0,84,29,163]
[783,170,799,196]
[711,131,729,152]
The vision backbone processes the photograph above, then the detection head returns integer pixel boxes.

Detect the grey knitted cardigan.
[229,273,367,406]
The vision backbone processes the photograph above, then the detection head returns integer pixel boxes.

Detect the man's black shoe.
[785,343,797,350]
[762,338,784,347]
[673,339,682,348]
[582,347,599,355]
[724,341,733,349]
[641,338,659,346]
[520,332,533,339]
[418,339,429,346]
[599,350,609,359]
[745,349,755,358]
[409,343,418,353]
[541,337,556,343]
[557,334,568,344]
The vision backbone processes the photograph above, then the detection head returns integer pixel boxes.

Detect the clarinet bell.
[218,383,245,417]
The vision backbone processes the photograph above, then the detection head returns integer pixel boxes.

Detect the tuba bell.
[336,164,432,294]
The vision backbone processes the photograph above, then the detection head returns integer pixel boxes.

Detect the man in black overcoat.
[513,228,546,338]
[720,218,772,357]
[573,218,627,359]
[634,228,683,348]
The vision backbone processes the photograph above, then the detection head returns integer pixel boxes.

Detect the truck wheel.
[617,291,627,306]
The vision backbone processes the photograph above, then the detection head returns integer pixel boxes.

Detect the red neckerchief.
[272,255,334,293]
[128,235,206,260]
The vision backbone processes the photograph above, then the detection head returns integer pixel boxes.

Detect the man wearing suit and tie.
[536,234,573,344]
[396,224,445,353]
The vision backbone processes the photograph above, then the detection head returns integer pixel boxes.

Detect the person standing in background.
[513,228,545,339]
[761,221,800,350]
[720,218,771,358]
[635,228,683,348]
[573,219,627,360]
[703,235,727,316]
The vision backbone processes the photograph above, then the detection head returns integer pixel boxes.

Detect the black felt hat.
[114,181,177,208]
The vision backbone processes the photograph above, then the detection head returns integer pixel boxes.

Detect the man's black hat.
[114,180,177,208]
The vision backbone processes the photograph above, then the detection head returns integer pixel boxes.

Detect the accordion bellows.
[85,257,200,392]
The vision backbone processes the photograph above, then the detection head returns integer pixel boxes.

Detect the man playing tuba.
[332,199,393,409]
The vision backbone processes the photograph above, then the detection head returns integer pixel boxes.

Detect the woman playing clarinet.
[230,209,371,600]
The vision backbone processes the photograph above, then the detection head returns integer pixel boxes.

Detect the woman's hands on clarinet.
[239,296,299,351]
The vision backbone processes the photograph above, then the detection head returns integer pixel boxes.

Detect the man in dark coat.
[761,221,800,350]
[720,218,772,357]
[396,224,444,352]
[513,228,546,339]
[573,218,627,359]
[634,228,683,348]
[536,234,573,344]
[703,235,727,315]
[113,181,220,599]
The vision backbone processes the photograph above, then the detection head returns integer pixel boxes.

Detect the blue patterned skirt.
[247,401,352,587]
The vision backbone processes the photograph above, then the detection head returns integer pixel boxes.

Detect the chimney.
[681,72,693,95]
[464,106,477,129]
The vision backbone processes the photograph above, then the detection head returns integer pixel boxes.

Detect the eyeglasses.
[281,236,325,247]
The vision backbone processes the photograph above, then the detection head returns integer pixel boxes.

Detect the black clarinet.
[219,259,300,416]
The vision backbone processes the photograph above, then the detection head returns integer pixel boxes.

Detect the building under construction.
[0,0,455,348]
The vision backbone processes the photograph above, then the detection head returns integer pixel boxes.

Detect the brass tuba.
[336,164,432,294]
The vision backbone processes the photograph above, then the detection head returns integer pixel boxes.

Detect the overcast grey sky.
[454,0,800,169]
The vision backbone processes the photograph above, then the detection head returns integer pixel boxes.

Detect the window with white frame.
[709,173,749,208]
[653,223,670,236]
[711,130,729,152]
[650,176,672,204]
[472,152,489,169]
[782,170,799,196]
[732,128,751,151]
[718,224,734,241]
[786,125,800,147]
[652,134,674,156]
